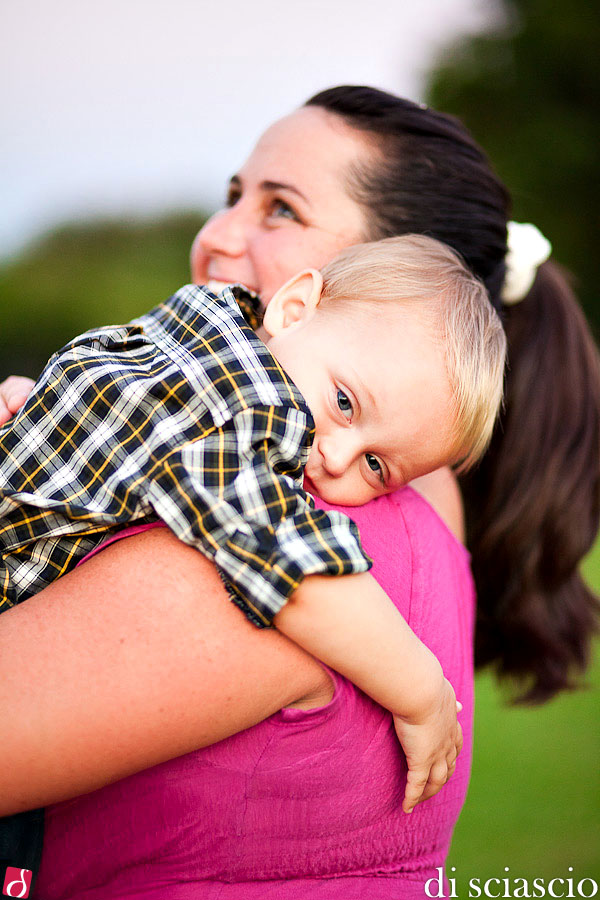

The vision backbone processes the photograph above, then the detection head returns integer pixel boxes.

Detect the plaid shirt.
[0,284,370,625]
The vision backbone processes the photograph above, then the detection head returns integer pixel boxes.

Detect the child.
[0,235,505,811]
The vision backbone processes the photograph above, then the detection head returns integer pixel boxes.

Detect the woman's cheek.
[260,236,319,300]
[190,233,207,283]
[255,247,300,304]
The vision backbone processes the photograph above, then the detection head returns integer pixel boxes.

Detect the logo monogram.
[2,868,33,898]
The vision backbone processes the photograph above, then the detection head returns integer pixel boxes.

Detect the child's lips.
[303,473,319,496]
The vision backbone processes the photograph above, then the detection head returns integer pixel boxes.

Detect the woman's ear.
[262,269,323,337]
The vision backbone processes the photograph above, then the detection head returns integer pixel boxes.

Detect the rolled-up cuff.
[214,519,372,627]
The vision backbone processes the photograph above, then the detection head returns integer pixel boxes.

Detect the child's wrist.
[391,651,446,723]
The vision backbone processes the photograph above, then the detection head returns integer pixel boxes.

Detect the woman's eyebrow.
[229,174,310,207]
[261,180,311,206]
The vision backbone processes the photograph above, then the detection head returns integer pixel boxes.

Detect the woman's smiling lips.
[206,278,259,295]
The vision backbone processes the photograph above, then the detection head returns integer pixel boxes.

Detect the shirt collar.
[227,284,264,332]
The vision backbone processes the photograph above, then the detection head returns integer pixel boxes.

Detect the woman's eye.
[270,199,299,221]
[365,453,385,484]
[337,390,353,419]
[225,188,241,208]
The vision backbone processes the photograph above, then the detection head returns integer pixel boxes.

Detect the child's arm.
[274,571,462,814]
[0,367,460,814]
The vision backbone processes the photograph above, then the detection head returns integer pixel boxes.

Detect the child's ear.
[262,269,323,337]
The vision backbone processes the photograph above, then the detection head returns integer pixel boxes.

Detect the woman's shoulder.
[385,486,472,597]
[407,467,465,544]
[316,481,467,561]
[314,486,472,632]
[390,486,467,551]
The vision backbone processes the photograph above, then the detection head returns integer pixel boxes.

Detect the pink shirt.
[36,486,474,899]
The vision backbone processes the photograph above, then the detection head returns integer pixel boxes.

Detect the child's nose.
[319,436,355,478]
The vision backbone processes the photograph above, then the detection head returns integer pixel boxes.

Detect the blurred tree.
[0,212,206,379]
[426,9,600,877]
[425,0,600,333]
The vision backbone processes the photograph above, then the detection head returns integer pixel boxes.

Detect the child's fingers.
[7,394,29,415]
[403,758,451,814]
[0,377,34,423]
[402,768,431,814]
[418,772,449,807]
[409,758,454,811]
[427,759,450,789]
[456,700,463,712]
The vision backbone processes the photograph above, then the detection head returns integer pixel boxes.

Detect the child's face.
[265,300,458,506]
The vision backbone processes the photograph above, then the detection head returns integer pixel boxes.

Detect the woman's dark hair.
[306,85,600,703]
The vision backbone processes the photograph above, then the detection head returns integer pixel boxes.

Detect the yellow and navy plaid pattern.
[0,284,370,625]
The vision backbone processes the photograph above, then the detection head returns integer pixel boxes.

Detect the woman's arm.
[0,527,331,816]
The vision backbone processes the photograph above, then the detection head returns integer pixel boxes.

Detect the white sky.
[1,0,498,260]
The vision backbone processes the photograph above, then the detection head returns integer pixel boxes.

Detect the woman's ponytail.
[306,86,600,701]
[461,261,600,702]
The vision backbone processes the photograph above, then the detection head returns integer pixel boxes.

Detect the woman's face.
[190,106,371,305]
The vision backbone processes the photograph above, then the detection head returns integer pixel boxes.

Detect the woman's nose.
[195,205,248,259]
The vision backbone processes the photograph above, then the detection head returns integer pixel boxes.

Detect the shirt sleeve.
[144,404,372,626]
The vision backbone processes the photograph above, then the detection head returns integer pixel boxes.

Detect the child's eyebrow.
[348,365,377,413]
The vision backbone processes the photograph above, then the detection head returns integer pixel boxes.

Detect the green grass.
[448,544,600,891]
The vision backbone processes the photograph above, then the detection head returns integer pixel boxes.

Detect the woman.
[1,86,598,897]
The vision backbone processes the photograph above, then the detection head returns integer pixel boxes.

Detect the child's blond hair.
[318,234,506,471]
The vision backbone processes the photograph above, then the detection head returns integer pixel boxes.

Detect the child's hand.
[0,376,34,426]
[393,678,463,814]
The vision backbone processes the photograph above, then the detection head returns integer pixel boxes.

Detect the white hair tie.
[501,221,552,305]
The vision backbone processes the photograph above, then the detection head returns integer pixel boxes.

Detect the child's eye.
[365,453,385,485]
[365,453,380,472]
[337,390,353,419]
